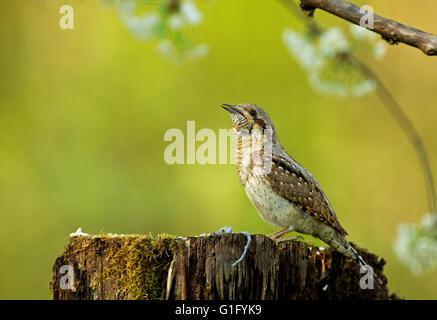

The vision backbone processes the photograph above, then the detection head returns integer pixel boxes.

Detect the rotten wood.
[51,233,400,300]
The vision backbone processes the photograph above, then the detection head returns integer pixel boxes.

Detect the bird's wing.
[265,154,348,235]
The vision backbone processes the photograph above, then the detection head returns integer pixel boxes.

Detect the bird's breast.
[244,174,302,229]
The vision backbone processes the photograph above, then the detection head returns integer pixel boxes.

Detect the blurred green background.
[1,0,437,299]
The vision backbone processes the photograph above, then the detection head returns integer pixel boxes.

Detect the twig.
[300,0,437,56]
[279,0,436,215]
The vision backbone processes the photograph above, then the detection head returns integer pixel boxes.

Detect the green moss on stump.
[52,233,397,300]
[59,233,178,300]
[91,233,177,300]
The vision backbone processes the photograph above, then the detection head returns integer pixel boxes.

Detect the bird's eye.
[249,109,257,117]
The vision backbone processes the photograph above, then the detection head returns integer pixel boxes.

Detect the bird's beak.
[221,104,244,117]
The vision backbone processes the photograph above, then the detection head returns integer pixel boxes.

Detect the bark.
[51,233,400,300]
[300,0,437,56]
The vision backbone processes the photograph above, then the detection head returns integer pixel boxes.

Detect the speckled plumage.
[222,103,365,265]
[266,155,348,235]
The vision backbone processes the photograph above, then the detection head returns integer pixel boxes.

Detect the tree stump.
[50,232,399,300]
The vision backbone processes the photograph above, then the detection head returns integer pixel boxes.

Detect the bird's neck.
[233,128,275,185]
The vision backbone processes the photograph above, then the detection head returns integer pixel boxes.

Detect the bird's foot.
[277,235,304,243]
[267,228,303,242]
[267,228,293,241]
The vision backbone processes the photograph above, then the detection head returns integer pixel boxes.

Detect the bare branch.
[279,0,437,215]
[300,0,437,56]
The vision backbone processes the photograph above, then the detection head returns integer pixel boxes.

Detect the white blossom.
[309,71,348,97]
[422,214,437,229]
[189,43,209,59]
[157,40,208,61]
[180,1,202,25]
[168,14,184,30]
[318,27,349,58]
[122,12,159,41]
[373,42,387,60]
[167,1,202,30]
[352,79,376,97]
[157,39,174,56]
[282,29,323,71]
[282,25,384,97]
[115,0,206,61]
[350,24,377,41]
[394,213,437,275]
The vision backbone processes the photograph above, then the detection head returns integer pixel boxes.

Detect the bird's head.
[221,103,277,134]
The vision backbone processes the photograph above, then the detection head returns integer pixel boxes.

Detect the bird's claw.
[274,235,304,243]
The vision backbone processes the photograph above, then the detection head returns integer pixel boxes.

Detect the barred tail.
[346,240,384,287]
[347,243,367,267]
[320,231,384,287]
[320,230,367,266]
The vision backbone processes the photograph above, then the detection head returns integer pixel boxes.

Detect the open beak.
[221,104,244,117]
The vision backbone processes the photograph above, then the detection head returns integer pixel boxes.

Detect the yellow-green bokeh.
[1,0,437,299]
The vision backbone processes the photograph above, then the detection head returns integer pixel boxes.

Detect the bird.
[221,102,366,266]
